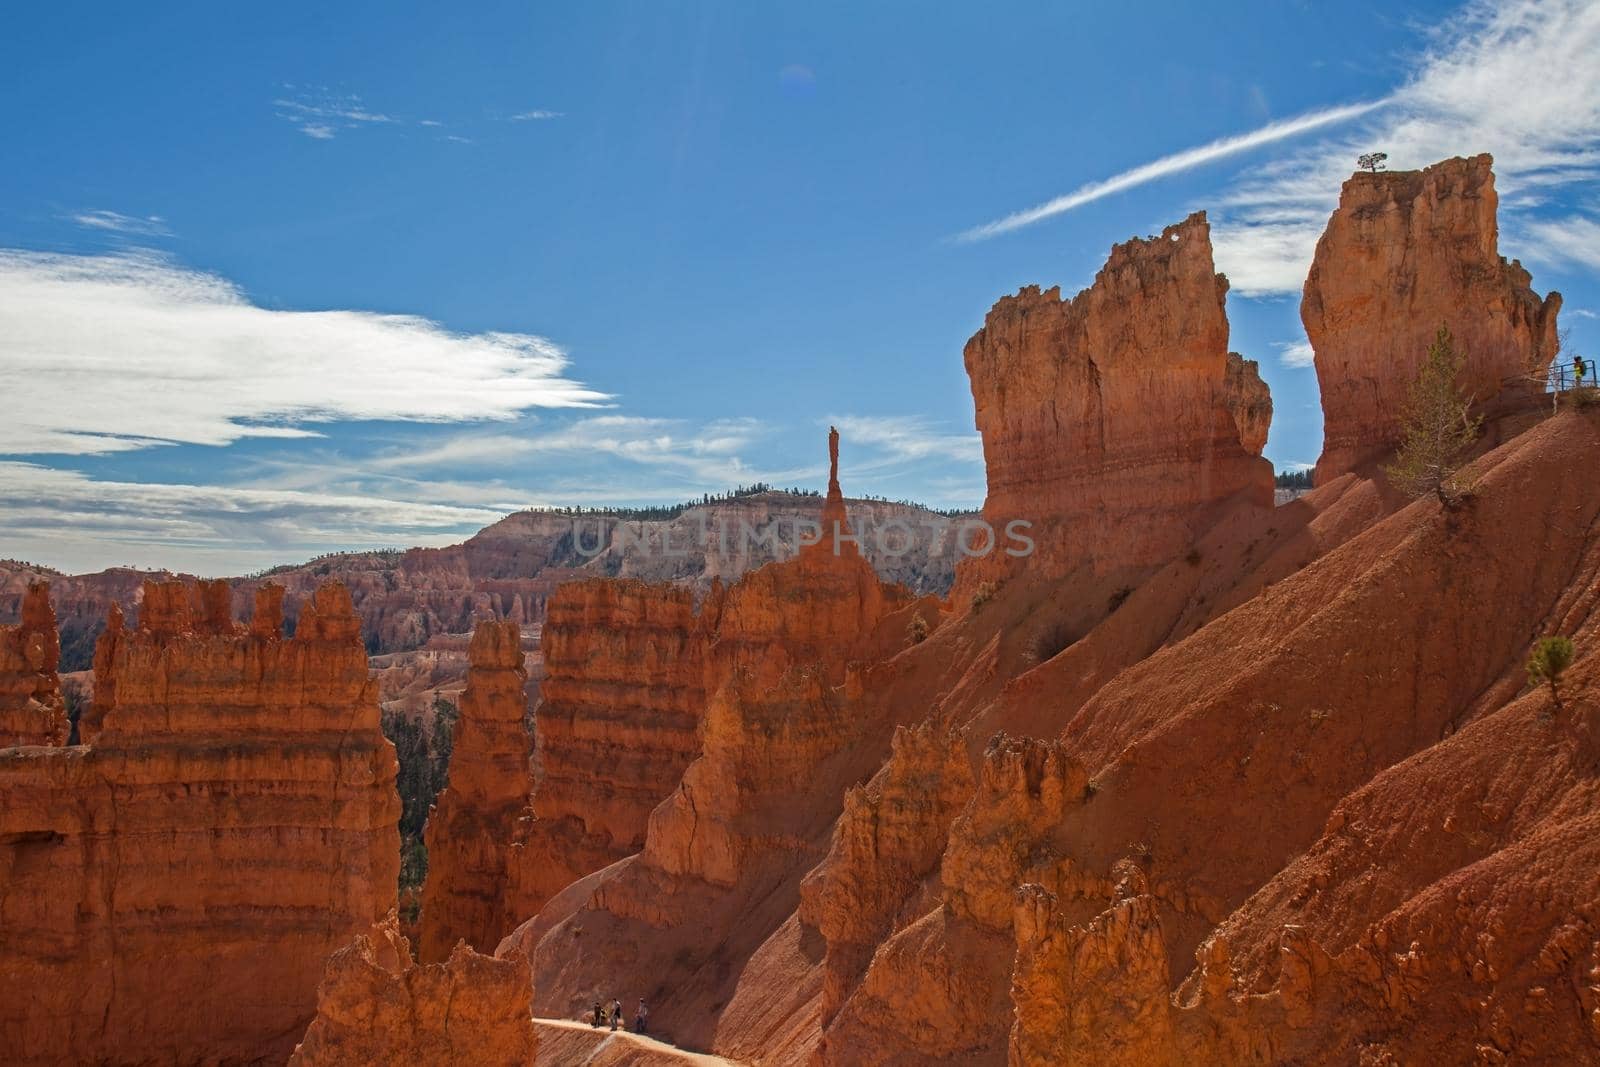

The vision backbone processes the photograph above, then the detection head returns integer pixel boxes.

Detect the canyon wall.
[961,211,1273,590]
[1305,153,1562,482]
[0,581,65,746]
[419,619,531,961]
[0,579,400,1065]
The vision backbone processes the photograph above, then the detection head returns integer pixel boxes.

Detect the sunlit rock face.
[960,211,1272,595]
[501,577,714,929]
[1304,153,1561,483]
[419,619,531,961]
[0,579,399,1066]
[291,912,535,1067]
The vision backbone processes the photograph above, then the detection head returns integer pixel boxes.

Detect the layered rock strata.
[961,211,1273,590]
[0,579,400,1065]
[502,578,714,926]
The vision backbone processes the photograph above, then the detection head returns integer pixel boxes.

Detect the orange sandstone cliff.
[0,581,65,747]
[0,579,400,1065]
[1305,152,1561,483]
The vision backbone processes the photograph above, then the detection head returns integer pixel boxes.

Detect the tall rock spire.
[810,424,856,558]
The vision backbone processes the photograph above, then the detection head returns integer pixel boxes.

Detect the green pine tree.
[1383,325,1482,508]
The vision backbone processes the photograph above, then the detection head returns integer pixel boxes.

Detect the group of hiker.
[590,996,649,1035]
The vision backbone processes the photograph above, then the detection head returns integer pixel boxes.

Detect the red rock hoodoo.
[291,912,535,1066]
[0,581,65,747]
[418,618,531,961]
[501,577,714,926]
[1305,152,1562,483]
[961,211,1273,590]
[0,579,400,1065]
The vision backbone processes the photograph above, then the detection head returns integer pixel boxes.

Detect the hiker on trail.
[610,998,622,1031]
[1577,355,1588,384]
[635,999,649,1035]
[592,1000,604,1028]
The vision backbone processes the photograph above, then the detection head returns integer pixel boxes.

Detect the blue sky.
[1,0,1596,574]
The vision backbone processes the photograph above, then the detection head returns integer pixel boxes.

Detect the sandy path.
[533,1016,744,1066]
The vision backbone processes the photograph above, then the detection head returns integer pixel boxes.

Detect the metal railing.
[1503,358,1595,413]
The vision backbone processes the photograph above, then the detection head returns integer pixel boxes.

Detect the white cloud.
[1569,308,1598,319]
[1274,339,1316,368]
[826,415,983,466]
[69,210,170,236]
[0,249,608,456]
[1213,0,1600,295]
[368,415,774,485]
[0,461,508,576]
[1521,215,1600,270]
[956,100,1385,242]
[509,109,564,121]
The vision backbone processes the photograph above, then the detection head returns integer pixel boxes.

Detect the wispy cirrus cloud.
[826,415,983,466]
[366,415,775,486]
[0,249,608,456]
[68,209,171,237]
[274,88,399,139]
[1212,0,1600,295]
[1520,215,1600,270]
[955,100,1385,243]
[275,87,567,140]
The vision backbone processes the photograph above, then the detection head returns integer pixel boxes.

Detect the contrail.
[955,98,1387,242]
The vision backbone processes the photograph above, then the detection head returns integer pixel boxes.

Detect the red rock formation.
[1223,351,1272,455]
[0,579,400,1065]
[78,599,122,743]
[817,735,1101,1063]
[503,578,712,926]
[0,582,65,746]
[520,433,925,1057]
[1010,866,1171,1067]
[291,912,534,1066]
[1305,153,1562,483]
[419,618,530,961]
[961,212,1273,589]
[799,721,975,1032]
